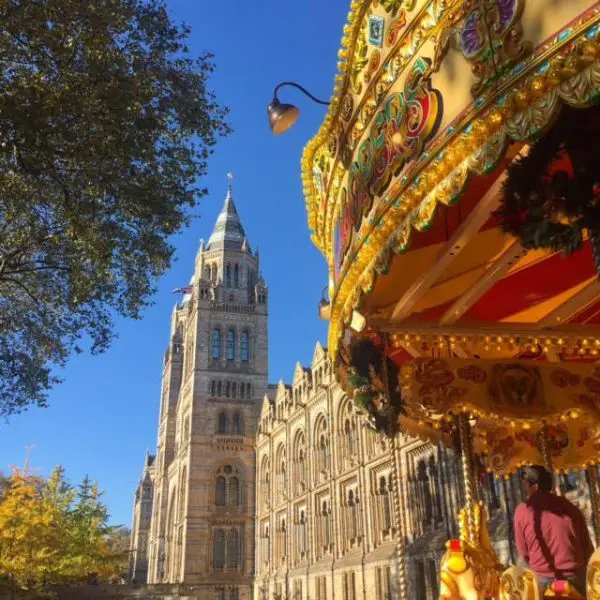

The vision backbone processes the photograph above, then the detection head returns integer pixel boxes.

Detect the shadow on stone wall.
[0,582,204,600]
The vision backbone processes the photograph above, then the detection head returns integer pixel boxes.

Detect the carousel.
[289,0,600,598]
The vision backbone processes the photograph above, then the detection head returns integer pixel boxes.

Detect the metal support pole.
[588,466,600,546]
[538,423,559,494]
[392,434,409,600]
[381,335,409,600]
[500,477,516,564]
[458,413,476,544]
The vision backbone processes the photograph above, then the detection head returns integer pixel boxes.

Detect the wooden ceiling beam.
[390,173,506,322]
[439,238,526,325]
[539,278,600,327]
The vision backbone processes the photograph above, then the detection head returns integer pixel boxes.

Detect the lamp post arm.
[273,82,330,106]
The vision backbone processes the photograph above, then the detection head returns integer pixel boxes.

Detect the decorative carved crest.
[433,0,532,97]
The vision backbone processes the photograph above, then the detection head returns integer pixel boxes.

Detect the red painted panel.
[461,243,595,323]
[408,168,506,252]
[569,297,600,324]
[410,300,455,322]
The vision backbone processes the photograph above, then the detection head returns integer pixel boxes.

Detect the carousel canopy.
[302,0,600,364]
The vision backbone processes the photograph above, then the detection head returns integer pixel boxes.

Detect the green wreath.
[495,105,600,273]
[336,338,402,436]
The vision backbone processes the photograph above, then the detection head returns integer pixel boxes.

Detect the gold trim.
[327,19,600,358]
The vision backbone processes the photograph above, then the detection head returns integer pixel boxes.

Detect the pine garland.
[336,337,402,436]
[496,106,600,273]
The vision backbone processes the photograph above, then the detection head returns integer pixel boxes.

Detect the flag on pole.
[172,286,193,295]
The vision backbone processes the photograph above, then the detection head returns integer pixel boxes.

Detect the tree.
[0,466,130,591]
[0,468,56,591]
[68,476,112,578]
[0,0,230,415]
[99,526,131,583]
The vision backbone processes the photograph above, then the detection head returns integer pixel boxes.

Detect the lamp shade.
[267,98,300,134]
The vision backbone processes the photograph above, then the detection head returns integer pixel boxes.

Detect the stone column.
[392,435,408,600]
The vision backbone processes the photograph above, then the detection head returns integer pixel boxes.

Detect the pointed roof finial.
[207,173,247,251]
[227,172,234,198]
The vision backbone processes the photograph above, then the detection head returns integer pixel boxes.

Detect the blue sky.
[0,1,348,526]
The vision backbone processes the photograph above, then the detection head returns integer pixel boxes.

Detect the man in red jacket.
[514,465,594,596]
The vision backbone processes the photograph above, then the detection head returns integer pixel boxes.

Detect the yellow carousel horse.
[499,565,586,599]
[438,499,590,599]
[439,501,504,600]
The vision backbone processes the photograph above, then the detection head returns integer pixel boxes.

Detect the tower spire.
[206,173,248,251]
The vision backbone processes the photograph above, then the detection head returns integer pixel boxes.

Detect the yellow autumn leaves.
[0,467,129,593]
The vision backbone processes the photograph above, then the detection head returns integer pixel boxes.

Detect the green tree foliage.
[0,466,130,592]
[0,0,230,415]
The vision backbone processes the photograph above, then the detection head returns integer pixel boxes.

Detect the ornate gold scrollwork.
[433,0,532,97]
[499,566,539,600]
[587,548,600,600]
[375,0,417,17]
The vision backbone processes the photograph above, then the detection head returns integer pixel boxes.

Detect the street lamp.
[318,285,331,320]
[267,82,329,134]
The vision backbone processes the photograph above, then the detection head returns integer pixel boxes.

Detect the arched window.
[280,519,287,559]
[204,265,210,281]
[240,332,249,362]
[314,418,328,481]
[263,523,270,565]
[322,501,331,548]
[248,269,255,295]
[247,383,252,398]
[225,381,231,398]
[232,382,237,399]
[217,412,227,434]
[275,446,286,503]
[348,489,358,540]
[299,510,306,556]
[229,477,240,507]
[178,468,188,520]
[226,265,232,287]
[234,264,239,287]
[282,462,287,496]
[239,383,245,399]
[216,465,242,509]
[419,458,434,524]
[210,381,216,397]
[227,529,239,568]
[260,457,270,509]
[319,435,328,473]
[211,329,221,360]
[232,413,243,435]
[298,448,305,487]
[216,476,226,506]
[292,431,306,495]
[213,529,225,570]
[344,419,355,458]
[217,381,222,397]
[380,475,392,531]
[227,330,236,361]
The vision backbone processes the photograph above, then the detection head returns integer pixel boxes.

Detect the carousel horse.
[587,545,600,599]
[500,562,588,599]
[439,501,504,600]
[499,565,541,599]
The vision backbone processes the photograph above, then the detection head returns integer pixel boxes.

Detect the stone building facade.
[130,184,597,600]
[253,344,596,600]
[129,452,156,583]
[133,181,268,600]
